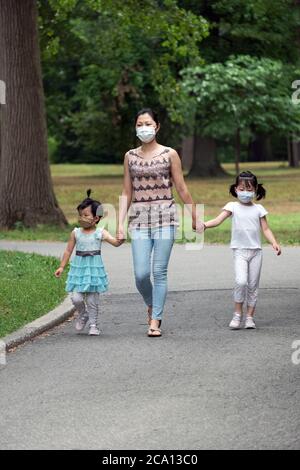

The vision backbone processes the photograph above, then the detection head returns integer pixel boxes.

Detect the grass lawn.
[0,161,299,244]
[0,251,67,338]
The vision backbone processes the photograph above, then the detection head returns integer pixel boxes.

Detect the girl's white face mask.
[237,191,255,204]
[136,126,156,143]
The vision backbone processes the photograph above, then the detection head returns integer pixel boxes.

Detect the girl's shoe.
[244,317,256,329]
[89,324,100,336]
[229,313,242,330]
[75,315,88,331]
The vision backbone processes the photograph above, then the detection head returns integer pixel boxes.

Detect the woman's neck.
[140,139,161,154]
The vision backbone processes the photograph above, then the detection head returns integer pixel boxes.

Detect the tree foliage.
[181,55,300,171]
[38,0,208,162]
[183,56,300,139]
[37,0,300,164]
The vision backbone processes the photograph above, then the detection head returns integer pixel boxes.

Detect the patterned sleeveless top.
[127,147,179,229]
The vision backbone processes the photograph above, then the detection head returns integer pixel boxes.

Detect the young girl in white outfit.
[203,171,281,330]
[55,190,123,335]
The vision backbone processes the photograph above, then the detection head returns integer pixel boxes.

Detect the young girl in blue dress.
[203,171,281,330]
[55,190,123,335]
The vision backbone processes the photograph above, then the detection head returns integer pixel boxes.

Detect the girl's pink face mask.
[78,215,95,228]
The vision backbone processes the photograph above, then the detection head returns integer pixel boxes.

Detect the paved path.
[1,240,299,292]
[0,241,300,449]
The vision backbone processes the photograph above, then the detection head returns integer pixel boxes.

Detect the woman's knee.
[135,269,151,287]
[153,265,168,282]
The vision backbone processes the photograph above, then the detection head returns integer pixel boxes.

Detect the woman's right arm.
[204,210,231,229]
[117,153,132,240]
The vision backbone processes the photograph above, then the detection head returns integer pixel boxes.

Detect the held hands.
[54,267,64,278]
[193,219,206,234]
[272,243,282,256]
[117,225,126,241]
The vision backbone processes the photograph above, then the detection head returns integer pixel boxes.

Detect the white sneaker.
[75,316,88,331]
[89,325,100,336]
[229,313,242,330]
[244,317,256,329]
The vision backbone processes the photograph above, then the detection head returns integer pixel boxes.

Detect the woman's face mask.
[136,125,156,143]
[78,215,95,228]
[236,190,255,204]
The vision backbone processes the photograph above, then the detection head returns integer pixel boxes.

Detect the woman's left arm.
[260,217,281,255]
[170,150,197,229]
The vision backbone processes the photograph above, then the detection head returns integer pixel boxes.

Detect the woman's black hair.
[77,189,103,223]
[229,171,266,200]
[135,108,159,126]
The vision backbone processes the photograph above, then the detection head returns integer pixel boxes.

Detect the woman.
[117,108,197,337]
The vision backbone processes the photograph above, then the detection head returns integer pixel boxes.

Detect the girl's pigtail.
[87,189,92,198]
[229,184,237,198]
[256,183,266,200]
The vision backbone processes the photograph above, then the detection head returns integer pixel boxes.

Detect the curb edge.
[1,295,75,352]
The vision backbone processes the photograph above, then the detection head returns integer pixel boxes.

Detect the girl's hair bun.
[87,189,92,198]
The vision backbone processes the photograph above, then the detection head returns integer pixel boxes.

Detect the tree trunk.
[0,0,67,228]
[188,135,226,177]
[287,135,300,167]
[248,134,273,162]
[180,136,194,172]
[235,128,241,176]
[287,135,292,165]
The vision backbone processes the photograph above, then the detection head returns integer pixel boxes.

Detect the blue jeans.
[131,226,176,321]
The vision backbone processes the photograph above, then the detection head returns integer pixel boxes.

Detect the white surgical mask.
[237,191,255,204]
[136,126,156,143]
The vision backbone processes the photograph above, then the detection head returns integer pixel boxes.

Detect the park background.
[0,0,300,336]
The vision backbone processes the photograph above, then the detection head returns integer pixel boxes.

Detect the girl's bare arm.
[102,229,124,247]
[260,217,281,255]
[54,231,76,276]
[204,210,231,229]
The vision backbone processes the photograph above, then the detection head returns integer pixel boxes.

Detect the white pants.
[71,292,100,326]
[233,249,263,307]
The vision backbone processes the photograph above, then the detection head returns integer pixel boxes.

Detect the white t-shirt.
[223,201,268,249]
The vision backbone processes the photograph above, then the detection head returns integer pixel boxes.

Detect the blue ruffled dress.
[66,227,108,293]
